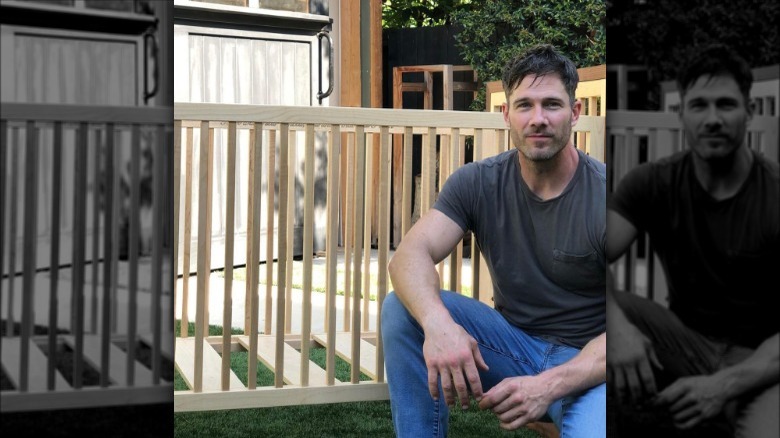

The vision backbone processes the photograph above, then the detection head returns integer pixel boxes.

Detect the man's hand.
[423,319,488,409]
[607,318,662,404]
[652,375,728,430]
[478,375,554,431]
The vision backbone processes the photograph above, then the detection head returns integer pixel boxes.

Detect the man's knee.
[736,384,780,438]
[381,292,415,337]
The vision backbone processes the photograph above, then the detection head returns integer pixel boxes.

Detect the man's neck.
[518,145,580,200]
[691,145,753,201]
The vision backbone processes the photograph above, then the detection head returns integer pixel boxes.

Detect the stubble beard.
[513,127,571,162]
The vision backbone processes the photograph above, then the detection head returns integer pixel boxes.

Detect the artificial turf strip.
[173,321,542,437]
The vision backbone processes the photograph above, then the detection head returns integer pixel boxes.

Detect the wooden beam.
[339,0,361,108]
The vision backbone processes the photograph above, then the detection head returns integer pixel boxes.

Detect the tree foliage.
[451,0,606,110]
[607,0,780,84]
[382,0,473,29]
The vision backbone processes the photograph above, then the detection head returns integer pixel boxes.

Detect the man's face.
[680,74,752,162]
[502,74,580,162]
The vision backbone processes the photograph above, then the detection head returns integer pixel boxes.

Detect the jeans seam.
[476,341,532,367]
[432,397,440,437]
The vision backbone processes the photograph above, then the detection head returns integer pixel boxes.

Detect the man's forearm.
[388,241,450,331]
[536,332,606,401]
[715,332,780,401]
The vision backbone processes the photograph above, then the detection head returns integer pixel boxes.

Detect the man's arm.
[606,209,664,404]
[388,208,488,407]
[477,332,606,431]
[654,332,780,430]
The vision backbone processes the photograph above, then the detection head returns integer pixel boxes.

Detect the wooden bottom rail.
[173,333,393,411]
[174,382,390,412]
[0,334,173,413]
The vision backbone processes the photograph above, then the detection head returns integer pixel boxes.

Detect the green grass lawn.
[173,321,541,437]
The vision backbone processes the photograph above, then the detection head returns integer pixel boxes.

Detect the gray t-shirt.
[433,148,606,348]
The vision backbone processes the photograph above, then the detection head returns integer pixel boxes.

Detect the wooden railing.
[172,103,605,411]
[0,103,174,412]
[607,110,779,303]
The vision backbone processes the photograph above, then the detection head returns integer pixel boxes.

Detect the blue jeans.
[381,291,606,438]
[610,291,779,438]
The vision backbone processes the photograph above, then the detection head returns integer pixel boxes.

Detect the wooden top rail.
[608,110,778,131]
[1,103,173,124]
[393,64,475,73]
[174,103,507,130]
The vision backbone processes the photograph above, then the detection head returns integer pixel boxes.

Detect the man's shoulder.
[474,148,517,169]
[753,150,780,181]
[624,150,689,181]
[452,148,517,183]
[579,149,606,182]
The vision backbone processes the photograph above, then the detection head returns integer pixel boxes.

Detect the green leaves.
[451,0,606,110]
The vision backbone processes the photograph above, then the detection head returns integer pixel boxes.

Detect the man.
[382,44,606,437]
[607,44,779,437]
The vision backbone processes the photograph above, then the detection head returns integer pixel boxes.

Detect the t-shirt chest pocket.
[551,248,603,293]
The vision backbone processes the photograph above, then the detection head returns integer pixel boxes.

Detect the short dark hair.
[677,44,753,103]
[502,44,579,106]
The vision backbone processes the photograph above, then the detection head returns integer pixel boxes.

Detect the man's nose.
[703,106,723,130]
[529,106,547,126]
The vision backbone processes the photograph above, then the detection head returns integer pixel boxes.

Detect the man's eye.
[517,102,531,109]
[545,102,562,109]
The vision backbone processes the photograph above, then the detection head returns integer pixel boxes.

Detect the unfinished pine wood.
[47,121,63,390]
[3,385,173,413]
[237,335,331,387]
[247,122,263,390]
[301,124,315,386]
[284,130,296,334]
[1,338,68,392]
[422,127,437,215]
[102,124,117,387]
[62,335,153,387]
[176,337,244,392]
[275,123,290,388]
[401,127,413,237]
[448,128,462,293]
[361,135,374,332]
[375,127,391,383]
[139,332,174,361]
[72,122,89,390]
[312,333,385,381]
[325,125,341,386]
[90,130,101,334]
[264,129,276,336]
[19,121,38,392]
[181,127,194,337]
[173,120,182,337]
[343,136,354,332]
[127,125,141,386]
[245,131,257,336]
[175,382,389,412]
[3,104,169,124]
[3,128,17,336]
[176,103,506,130]
[350,126,366,384]
[0,120,5,313]
[223,121,237,391]
[194,120,212,392]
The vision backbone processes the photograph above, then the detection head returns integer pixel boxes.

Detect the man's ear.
[570,99,582,126]
[502,102,510,125]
